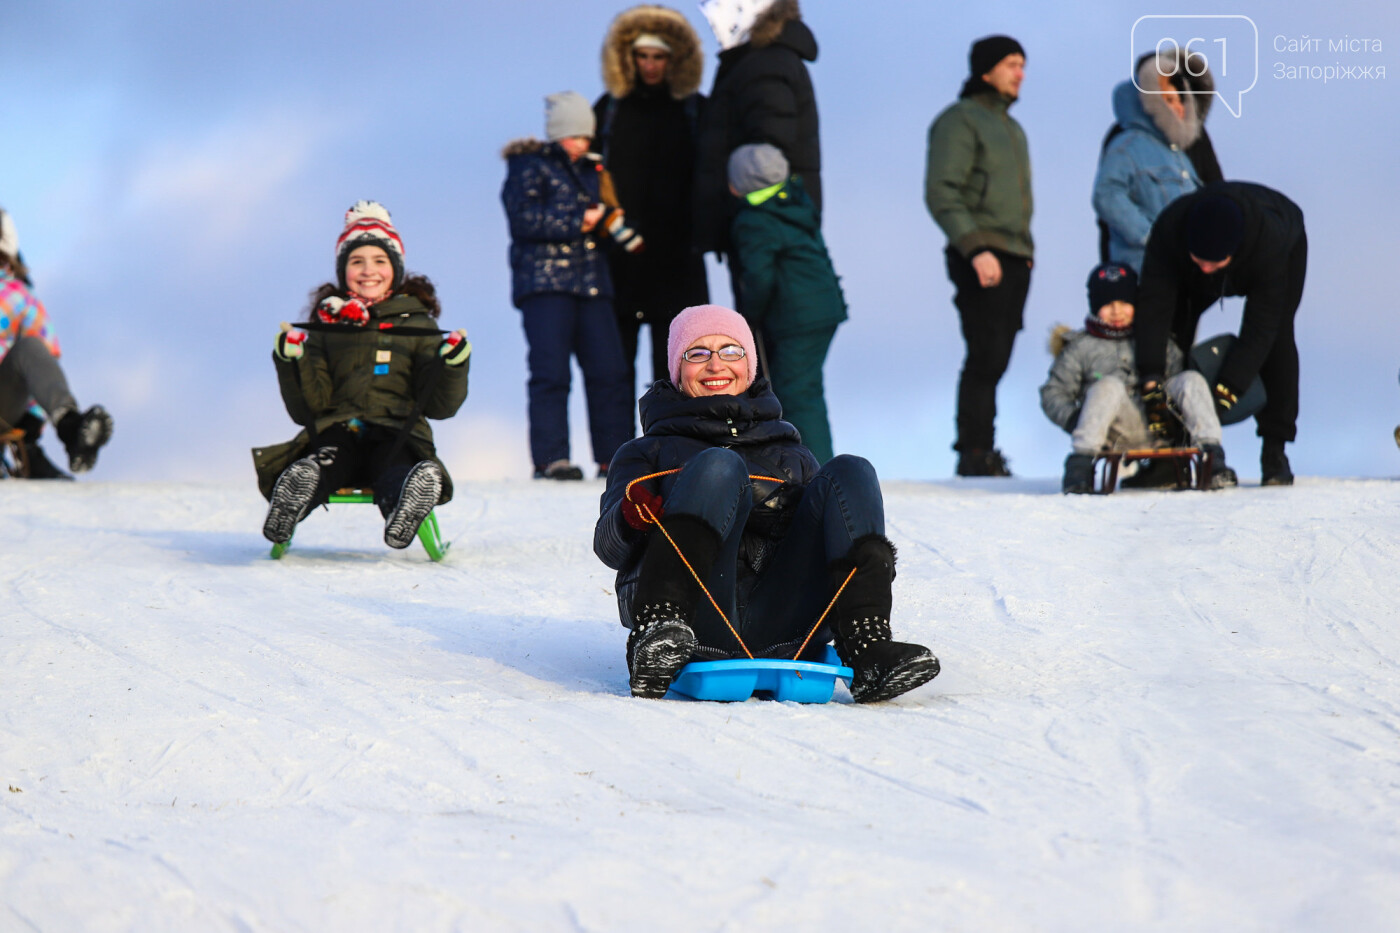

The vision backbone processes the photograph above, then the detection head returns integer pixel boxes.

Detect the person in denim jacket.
[1092,49,1209,273]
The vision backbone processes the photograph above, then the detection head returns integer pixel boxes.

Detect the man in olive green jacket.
[925,35,1033,477]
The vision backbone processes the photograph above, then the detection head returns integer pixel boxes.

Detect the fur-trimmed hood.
[501,138,546,159]
[601,5,703,99]
[749,0,806,51]
[1119,51,1210,150]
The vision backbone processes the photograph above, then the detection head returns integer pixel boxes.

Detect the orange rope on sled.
[624,468,852,663]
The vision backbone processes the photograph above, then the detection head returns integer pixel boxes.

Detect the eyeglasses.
[682,345,746,364]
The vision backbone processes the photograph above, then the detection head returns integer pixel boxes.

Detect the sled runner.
[268,488,449,561]
[670,645,854,703]
[1092,447,1212,494]
[1190,334,1267,425]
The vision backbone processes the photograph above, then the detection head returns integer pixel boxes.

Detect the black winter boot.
[16,413,71,480]
[626,516,721,697]
[1261,438,1294,486]
[956,448,1012,477]
[1200,443,1238,490]
[55,405,113,473]
[262,448,333,544]
[381,460,444,549]
[1062,453,1095,494]
[627,608,698,699]
[830,536,940,703]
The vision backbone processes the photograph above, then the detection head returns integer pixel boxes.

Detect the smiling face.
[344,244,395,302]
[1097,300,1135,329]
[678,334,751,398]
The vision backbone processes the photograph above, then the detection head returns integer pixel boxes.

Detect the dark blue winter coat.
[594,378,820,628]
[501,139,613,308]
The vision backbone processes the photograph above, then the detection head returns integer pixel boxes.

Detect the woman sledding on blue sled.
[594,304,939,702]
[253,201,470,551]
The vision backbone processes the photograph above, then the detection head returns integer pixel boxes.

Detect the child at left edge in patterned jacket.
[252,201,471,549]
[0,206,113,478]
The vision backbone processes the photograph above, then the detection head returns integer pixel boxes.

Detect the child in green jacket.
[727,143,847,463]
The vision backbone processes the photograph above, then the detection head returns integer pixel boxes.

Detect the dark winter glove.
[621,484,664,531]
[274,327,307,361]
[1141,381,1172,439]
[598,206,645,254]
[439,329,472,366]
[1213,382,1239,414]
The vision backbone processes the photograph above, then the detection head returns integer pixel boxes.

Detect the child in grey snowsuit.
[1040,263,1236,493]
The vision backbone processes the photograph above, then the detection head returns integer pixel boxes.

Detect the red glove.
[621,484,664,530]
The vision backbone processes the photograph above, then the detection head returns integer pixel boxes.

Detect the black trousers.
[310,423,420,515]
[946,247,1032,452]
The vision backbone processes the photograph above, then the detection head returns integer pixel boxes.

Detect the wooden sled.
[1092,447,1212,495]
[269,487,449,561]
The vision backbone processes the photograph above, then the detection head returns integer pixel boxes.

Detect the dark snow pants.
[303,422,421,518]
[659,447,886,657]
[764,325,838,465]
[519,293,633,470]
[0,336,77,427]
[946,247,1032,452]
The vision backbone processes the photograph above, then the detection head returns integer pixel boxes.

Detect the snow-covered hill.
[3,478,1399,931]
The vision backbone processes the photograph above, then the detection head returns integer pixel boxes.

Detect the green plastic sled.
[269,490,449,561]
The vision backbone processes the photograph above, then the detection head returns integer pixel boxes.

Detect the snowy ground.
[2,476,1399,932]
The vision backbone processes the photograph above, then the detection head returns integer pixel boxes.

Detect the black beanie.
[970,35,1026,78]
[1186,194,1245,262]
[1087,262,1138,314]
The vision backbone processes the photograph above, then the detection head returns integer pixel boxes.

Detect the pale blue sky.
[5,0,1398,482]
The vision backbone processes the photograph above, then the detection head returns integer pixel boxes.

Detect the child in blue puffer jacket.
[501,91,634,481]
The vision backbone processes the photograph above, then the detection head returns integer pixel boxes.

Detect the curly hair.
[303,273,441,320]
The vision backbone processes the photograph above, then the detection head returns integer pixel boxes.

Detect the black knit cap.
[970,35,1026,78]
[1186,193,1245,262]
[1087,262,1138,314]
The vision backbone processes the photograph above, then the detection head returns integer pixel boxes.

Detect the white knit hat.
[336,200,405,289]
[633,33,673,53]
[698,0,777,51]
[0,209,18,261]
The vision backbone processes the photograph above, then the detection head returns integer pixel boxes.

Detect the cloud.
[123,111,328,249]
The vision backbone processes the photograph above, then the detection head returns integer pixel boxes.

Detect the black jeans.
[659,448,886,657]
[946,247,1032,452]
[307,422,420,515]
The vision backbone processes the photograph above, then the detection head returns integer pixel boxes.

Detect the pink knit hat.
[667,304,758,385]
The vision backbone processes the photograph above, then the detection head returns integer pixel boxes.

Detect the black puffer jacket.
[595,378,820,628]
[1135,181,1306,391]
[693,0,821,255]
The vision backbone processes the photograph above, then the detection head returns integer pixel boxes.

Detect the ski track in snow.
[2,478,1399,931]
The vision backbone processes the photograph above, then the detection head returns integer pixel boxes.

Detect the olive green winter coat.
[924,90,1034,260]
[252,293,469,502]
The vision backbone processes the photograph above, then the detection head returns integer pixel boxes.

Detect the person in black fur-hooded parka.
[593,5,711,393]
[692,0,821,268]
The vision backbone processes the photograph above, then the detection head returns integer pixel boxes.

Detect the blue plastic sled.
[669,645,853,703]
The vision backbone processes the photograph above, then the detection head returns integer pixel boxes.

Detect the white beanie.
[698,0,778,51]
[545,91,596,141]
[633,33,673,53]
[0,209,18,261]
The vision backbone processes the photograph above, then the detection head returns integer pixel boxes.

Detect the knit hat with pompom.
[336,201,405,291]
